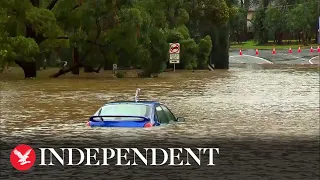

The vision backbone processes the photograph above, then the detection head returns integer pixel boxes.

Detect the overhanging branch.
[47,0,59,10]
[95,18,101,40]
[71,4,80,11]
[56,3,83,21]
[54,36,111,47]
[49,50,90,78]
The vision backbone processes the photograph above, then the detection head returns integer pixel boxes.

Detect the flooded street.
[0,66,319,179]
[1,67,319,139]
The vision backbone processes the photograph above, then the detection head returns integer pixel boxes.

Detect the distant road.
[229,54,273,64]
[229,49,319,65]
[308,56,320,64]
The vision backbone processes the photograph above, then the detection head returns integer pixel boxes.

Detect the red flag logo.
[10,144,36,171]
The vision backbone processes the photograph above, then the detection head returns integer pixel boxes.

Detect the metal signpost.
[318,15,320,60]
[318,1,320,59]
[318,16,320,60]
[112,64,117,74]
[169,43,180,72]
[318,16,320,44]
[318,0,320,44]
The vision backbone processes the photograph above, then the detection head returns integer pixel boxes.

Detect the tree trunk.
[49,50,90,78]
[235,32,240,44]
[72,48,80,75]
[84,65,102,73]
[15,0,48,78]
[103,58,114,70]
[50,63,103,78]
[303,30,308,46]
[22,24,39,78]
[243,0,249,41]
[30,0,39,7]
[21,0,41,78]
[243,22,248,41]
[210,25,229,69]
[277,32,283,45]
[261,1,269,44]
[84,66,94,72]
[1,62,9,73]
[50,64,81,78]
[15,60,37,78]
[316,28,318,44]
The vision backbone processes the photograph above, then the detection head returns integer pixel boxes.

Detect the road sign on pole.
[169,43,180,72]
[112,64,117,74]
[169,43,180,53]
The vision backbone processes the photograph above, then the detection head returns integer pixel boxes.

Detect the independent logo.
[8,145,219,168]
[10,144,36,171]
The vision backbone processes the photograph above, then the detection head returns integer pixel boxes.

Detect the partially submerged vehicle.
[86,89,185,128]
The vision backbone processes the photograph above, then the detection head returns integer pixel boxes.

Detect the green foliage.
[199,0,231,26]
[228,6,246,41]
[0,3,10,68]
[0,0,69,68]
[251,0,318,45]
[25,8,62,37]
[225,0,259,43]
[264,5,289,41]
[180,39,198,69]
[287,2,315,33]
[7,36,40,62]
[197,35,212,69]
[115,71,126,78]
[0,0,238,77]
[175,9,190,26]
[167,28,185,43]
[140,27,169,76]
[176,25,191,39]
[252,7,268,44]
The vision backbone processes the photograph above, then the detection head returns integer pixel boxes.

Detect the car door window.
[155,106,169,123]
[160,105,176,122]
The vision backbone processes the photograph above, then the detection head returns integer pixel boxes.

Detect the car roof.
[103,101,160,106]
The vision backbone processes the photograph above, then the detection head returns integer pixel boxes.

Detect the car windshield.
[92,104,151,121]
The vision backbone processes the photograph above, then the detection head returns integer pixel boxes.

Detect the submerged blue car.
[86,101,185,128]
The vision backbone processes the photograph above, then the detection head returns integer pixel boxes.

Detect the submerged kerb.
[38,147,220,166]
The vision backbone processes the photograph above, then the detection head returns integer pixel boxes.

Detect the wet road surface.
[230,49,320,65]
[0,67,319,179]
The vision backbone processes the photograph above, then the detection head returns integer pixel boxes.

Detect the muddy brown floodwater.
[0,66,319,180]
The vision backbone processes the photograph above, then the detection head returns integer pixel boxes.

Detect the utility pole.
[318,0,320,44]
[318,0,320,60]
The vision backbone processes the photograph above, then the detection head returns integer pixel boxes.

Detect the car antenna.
[135,88,141,102]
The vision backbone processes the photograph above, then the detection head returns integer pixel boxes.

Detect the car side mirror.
[176,117,185,122]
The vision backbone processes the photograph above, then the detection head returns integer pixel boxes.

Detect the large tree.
[287,0,318,45]
[186,0,237,69]
[0,0,70,78]
[0,0,236,78]
[251,0,318,45]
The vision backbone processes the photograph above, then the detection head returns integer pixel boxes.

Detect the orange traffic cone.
[239,49,243,55]
[317,46,320,53]
[272,48,276,54]
[298,46,301,53]
[310,47,314,53]
[255,49,259,56]
[288,47,292,53]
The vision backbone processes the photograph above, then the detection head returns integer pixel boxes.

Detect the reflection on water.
[0,67,319,140]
